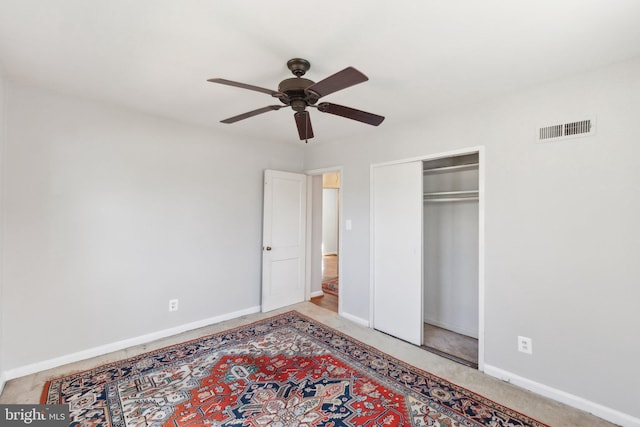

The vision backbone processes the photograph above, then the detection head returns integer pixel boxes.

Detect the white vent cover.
[537,118,595,142]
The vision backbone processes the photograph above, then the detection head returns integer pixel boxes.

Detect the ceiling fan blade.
[208,78,284,98]
[294,111,314,140]
[317,102,385,126]
[304,67,368,99]
[220,105,284,124]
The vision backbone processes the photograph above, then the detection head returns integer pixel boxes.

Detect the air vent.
[537,118,595,142]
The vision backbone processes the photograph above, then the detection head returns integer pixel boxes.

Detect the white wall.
[423,168,479,338]
[1,82,304,372]
[322,188,339,255]
[0,69,6,394]
[304,57,640,422]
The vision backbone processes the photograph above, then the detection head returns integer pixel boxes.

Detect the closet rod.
[423,190,479,197]
[424,197,479,203]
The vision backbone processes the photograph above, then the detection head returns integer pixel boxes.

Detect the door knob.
[265,246,272,251]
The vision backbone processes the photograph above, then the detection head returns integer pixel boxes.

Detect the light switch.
[346,219,352,230]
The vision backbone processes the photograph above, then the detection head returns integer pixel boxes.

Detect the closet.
[372,151,480,368]
[422,154,479,366]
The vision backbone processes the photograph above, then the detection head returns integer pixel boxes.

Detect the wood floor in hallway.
[311,254,338,312]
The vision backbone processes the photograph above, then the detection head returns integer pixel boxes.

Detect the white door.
[372,161,423,345]
[262,170,307,312]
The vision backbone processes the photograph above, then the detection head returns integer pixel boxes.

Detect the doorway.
[310,171,341,313]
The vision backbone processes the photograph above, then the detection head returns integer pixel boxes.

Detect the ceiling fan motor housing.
[277,77,318,110]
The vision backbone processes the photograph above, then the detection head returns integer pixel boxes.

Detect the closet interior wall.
[423,154,479,339]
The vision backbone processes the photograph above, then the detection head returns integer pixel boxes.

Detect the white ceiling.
[1,1,640,144]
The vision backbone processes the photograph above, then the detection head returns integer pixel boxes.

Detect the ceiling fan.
[208,58,385,141]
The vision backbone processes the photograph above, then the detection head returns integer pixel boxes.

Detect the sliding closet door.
[372,161,423,345]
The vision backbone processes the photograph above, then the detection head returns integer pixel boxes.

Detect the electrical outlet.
[518,336,532,354]
[169,299,179,312]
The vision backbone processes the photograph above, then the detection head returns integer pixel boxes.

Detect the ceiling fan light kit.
[208,58,384,142]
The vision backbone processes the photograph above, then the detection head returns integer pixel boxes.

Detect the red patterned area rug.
[41,311,548,426]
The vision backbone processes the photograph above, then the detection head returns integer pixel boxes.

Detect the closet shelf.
[424,197,479,203]
[423,163,479,174]
[423,190,479,203]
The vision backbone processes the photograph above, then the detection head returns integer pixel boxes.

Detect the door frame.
[369,146,486,371]
[305,166,344,316]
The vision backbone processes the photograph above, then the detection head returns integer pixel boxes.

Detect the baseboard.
[484,364,640,427]
[4,305,261,382]
[423,317,477,339]
[310,290,324,298]
[339,311,369,327]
